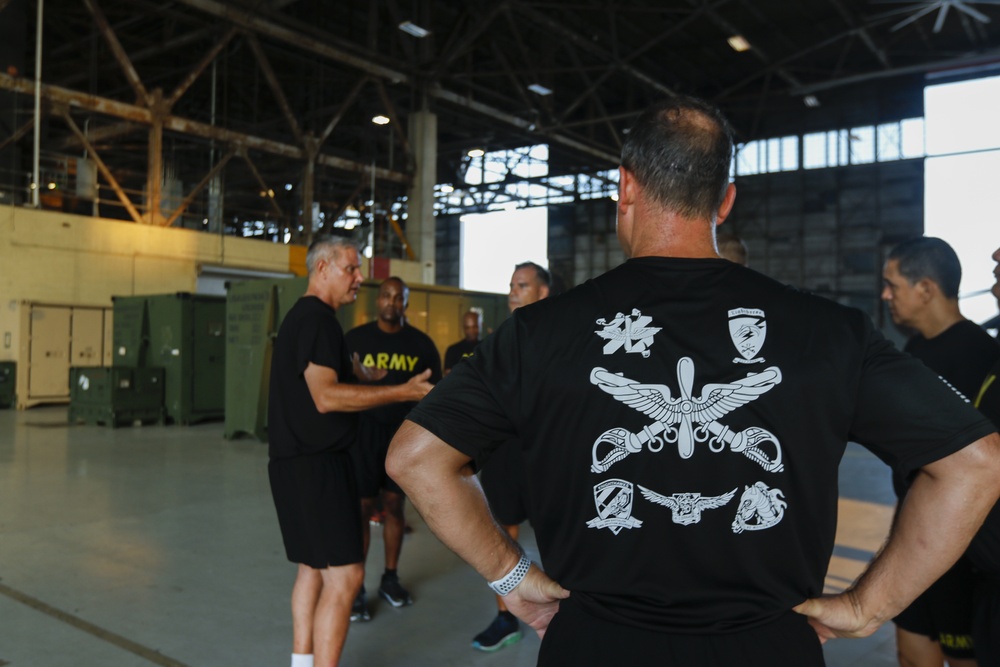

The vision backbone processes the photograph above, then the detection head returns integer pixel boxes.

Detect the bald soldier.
[444,310,482,376]
[386,96,1000,666]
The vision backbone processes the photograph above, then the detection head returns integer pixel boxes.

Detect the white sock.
[291,654,313,667]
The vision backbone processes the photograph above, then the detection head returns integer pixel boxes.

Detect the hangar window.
[801,119,924,170]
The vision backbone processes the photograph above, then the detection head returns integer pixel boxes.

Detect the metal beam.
[54,121,142,150]
[791,49,1000,95]
[163,147,238,227]
[510,1,677,98]
[81,0,151,105]
[431,1,509,79]
[556,2,714,123]
[431,85,620,164]
[246,32,305,146]
[173,0,621,165]
[239,147,285,219]
[0,73,412,184]
[825,0,892,69]
[58,108,144,224]
[374,79,413,164]
[173,0,412,82]
[0,118,33,153]
[317,77,368,147]
[164,26,239,111]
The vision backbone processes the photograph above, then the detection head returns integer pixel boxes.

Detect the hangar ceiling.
[1,0,999,238]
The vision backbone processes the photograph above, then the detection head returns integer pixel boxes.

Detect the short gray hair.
[306,235,360,275]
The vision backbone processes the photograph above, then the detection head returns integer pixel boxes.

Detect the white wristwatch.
[488,554,531,596]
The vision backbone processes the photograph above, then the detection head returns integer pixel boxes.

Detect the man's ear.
[716,183,737,225]
[916,277,938,302]
[618,166,636,210]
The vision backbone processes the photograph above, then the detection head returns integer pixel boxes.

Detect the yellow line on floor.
[0,581,190,667]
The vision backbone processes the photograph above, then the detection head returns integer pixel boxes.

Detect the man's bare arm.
[795,432,1000,641]
[303,363,432,413]
[386,420,569,636]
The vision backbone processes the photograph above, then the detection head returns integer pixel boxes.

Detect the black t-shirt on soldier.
[268,296,357,460]
[345,321,442,425]
[904,320,1000,401]
[408,257,996,636]
[444,338,479,372]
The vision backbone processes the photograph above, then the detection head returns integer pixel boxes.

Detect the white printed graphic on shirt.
[586,478,644,534]
[638,485,737,525]
[589,357,784,473]
[595,309,662,358]
[731,481,787,533]
[729,308,766,364]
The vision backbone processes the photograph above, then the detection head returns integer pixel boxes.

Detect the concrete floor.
[0,406,899,666]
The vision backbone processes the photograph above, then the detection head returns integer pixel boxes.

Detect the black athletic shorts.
[268,448,363,569]
[893,557,976,659]
[351,414,404,497]
[538,596,824,666]
[479,440,528,526]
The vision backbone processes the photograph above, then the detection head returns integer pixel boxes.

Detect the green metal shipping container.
[111,296,150,367]
[0,362,15,408]
[68,366,164,427]
[113,293,226,425]
[147,293,226,424]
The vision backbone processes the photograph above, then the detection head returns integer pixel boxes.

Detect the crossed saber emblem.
[590,357,784,474]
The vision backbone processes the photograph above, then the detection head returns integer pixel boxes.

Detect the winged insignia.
[590,357,781,460]
[638,485,737,525]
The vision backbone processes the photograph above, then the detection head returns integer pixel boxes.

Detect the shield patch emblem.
[728,308,766,363]
[586,478,642,535]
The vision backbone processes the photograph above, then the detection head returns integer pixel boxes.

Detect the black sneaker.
[350,586,370,622]
[471,611,522,652]
[377,572,413,607]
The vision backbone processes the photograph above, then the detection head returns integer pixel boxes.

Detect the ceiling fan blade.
[890,2,945,31]
[933,2,951,31]
[953,1,992,22]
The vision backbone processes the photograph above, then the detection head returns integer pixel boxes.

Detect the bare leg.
[313,562,364,667]
[383,491,406,570]
[495,524,519,613]
[291,564,323,655]
[896,626,945,667]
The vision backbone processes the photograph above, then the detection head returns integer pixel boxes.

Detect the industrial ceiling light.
[372,115,390,125]
[727,35,751,52]
[440,184,455,193]
[467,148,485,158]
[527,83,553,96]
[803,95,820,108]
[398,21,431,38]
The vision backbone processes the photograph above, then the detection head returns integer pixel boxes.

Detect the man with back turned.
[385,97,1000,666]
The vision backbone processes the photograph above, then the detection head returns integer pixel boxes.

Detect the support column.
[407,109,437,285]
[146,88,165,225]
[301,138,318,246]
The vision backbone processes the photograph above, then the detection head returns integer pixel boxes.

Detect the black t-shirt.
[345,321,442,424]
[444,338,479,371]
[268,296,357,459]
[903,320,1000,401]
[892,320,1000,496]
[408,257,996,634]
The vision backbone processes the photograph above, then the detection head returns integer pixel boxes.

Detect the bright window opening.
[924,75,1000,326]
[460,207,548,294]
